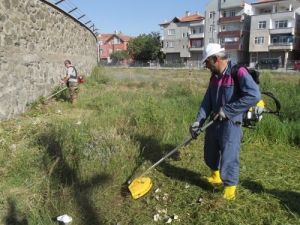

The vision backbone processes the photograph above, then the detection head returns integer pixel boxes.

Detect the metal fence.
[98,60,205,69]
[45,0,99,36]
[98,59,300,73]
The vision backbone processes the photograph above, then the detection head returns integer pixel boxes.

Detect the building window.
[222,11,227,17]
[190,39,203,48]
[258,21,266,29]
[271,35,293,44]
[222,25,226,31]
[168,29,175,35]
[209,11,214,18]
[182,33,186,38]
[275,20,288,28]
[255,37,264,44]
[167,41,174,48]
[230,10,235,17]
[113,37,120,44]
[191,27,202,34]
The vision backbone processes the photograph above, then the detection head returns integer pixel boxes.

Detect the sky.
[62,0,210,36]
[52,0,257,37]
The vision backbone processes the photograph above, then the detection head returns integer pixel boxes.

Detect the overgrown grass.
[0,67,299,225]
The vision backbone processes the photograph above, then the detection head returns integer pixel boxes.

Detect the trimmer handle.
[134,120,214,180]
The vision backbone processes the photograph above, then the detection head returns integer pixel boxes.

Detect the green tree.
[110,50,129,64]
[127,32,164,62]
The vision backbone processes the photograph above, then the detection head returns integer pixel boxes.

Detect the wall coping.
[39,0,97,41]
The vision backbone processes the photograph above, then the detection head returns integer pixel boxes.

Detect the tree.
[127,32,164,62]
[110,50,129,64]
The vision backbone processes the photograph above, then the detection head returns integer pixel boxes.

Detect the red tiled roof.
[180,14,204,22]
[98,33,133,42]
[118,34,132,42]
[160,13,204,25]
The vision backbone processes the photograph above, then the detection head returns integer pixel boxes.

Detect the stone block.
[3,0,10,10]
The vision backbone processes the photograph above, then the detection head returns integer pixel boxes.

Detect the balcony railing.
[218,30,248,38]
[269,42,294,50]
[269,27,294,35]
[189,33,204,39]
[221,42,241,50]
[219,15,243,24]
[189,46,204,51]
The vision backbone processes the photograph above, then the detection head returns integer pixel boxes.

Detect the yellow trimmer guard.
[128,177,153,199]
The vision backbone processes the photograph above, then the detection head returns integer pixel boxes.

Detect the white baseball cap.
[201,43,225,64]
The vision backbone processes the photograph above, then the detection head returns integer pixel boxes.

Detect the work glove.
[189,121,201,139]
[213,108,227,121]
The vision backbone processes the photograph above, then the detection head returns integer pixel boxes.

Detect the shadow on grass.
[130,134,212,191]
[4,198,28,225]
[241,180,300,216]
[36,130,111,225]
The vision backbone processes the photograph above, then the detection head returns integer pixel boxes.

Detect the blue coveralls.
[196,62,260,186]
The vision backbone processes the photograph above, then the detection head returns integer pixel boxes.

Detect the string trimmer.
[128,120,214,199]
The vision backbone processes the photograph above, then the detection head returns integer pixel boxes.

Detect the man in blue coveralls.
[190,43,260,200]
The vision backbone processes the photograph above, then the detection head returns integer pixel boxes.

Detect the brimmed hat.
[201,43,225,64]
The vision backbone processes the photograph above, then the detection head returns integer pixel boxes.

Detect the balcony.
[189,33,204,39]
[189,46,204,51]
[190,20,205,26]
[219,15,243,24]
[268,42,293,51]
[269,27,294,35]
[218,30,247,38]
[222,42,241,50]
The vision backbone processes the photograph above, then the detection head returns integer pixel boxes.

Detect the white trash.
[165,217,172,223]
[153,213,161,222]
[57,214,72,224]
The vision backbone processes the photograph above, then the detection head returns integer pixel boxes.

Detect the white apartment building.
[205,0,253,64]
[249,0,300,69]
[160,12,205,67]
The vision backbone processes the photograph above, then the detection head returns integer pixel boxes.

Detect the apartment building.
[249,0,300,68]
[159,12,205,67]
[205,0,253,64]
[98,31,132,63]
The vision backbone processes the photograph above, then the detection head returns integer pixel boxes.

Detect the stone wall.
[0,0,97,119]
